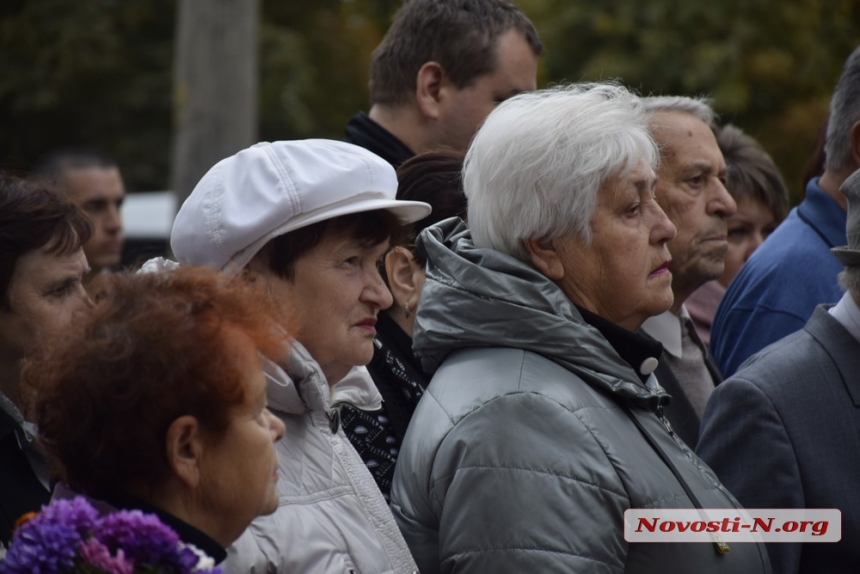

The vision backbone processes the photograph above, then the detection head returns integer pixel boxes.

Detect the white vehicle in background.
[120,191,177,267]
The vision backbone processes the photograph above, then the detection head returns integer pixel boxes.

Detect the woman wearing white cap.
[170,139,429,573]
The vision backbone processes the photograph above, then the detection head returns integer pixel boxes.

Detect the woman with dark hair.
[21,267,287,563]
[341,150,468,500]
[0,175,92,544]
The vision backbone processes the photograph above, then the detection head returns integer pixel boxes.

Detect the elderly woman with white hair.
[390,84,771,574]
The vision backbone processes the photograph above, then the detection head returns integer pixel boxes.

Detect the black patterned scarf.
[340,312,428,501]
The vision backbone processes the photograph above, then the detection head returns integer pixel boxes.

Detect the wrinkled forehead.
[649,113,723,168]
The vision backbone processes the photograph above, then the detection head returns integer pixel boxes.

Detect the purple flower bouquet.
[0,497,222,574]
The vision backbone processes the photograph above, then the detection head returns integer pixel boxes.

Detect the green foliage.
[1,0,858,202]
[520,0,859,202]
[259,0,384,142]
[0,0,174,190]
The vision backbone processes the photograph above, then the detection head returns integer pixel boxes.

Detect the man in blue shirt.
[711,46,860,377]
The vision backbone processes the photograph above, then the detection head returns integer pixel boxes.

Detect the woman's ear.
[385,247,423,310]
[165,415,203,489]
[525,237,566,280]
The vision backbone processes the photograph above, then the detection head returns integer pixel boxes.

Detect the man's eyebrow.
[679,161,715,177]
[82,198,109,208]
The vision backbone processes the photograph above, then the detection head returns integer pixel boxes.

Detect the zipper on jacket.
[655,404,691,453]
[626,403,731,555]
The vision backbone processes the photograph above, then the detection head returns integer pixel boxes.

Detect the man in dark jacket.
[345,0,542,167]
[698,168,860,574]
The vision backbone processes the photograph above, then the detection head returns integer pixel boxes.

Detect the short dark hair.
[395,150,467,264]
[0,175,92,305]
[36,149,118,187]
[23,267,289,498]
[262,210,404,281]
[801,116,828,191]
[825,46,860,173]
[370,0,542,106]
[716,124,790,222]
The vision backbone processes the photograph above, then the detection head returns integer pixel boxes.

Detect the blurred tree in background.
[0,0,857,204]
[0,0,174,189]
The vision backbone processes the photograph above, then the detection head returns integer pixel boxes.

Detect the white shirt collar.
[640,307,690,359]
[828,292,860,344]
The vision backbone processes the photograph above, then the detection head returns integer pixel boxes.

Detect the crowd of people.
[1,0,859,573]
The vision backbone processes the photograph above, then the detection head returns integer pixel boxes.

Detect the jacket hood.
[264,339,383,415]
[414,218,667,404]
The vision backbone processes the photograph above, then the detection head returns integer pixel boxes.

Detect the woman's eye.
[48,282,75,298]
[727,228,747,241]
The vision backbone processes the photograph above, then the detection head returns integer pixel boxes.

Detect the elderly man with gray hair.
[390,83,769,574]
[638,96,736,449]
[698,168,860,574]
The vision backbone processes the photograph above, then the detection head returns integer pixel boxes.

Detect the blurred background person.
[171,139,429,573]
[23,267,287,561]
[391,84,770,574]
[0,175,91,544]
[698,168,860,574]
[346,0,541,166]
[37,150,126,286]
[342,150,467,500]
[686,124,789,346]
[712,46,860,377]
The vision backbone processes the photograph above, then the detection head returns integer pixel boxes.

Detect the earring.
[404,302,412,319]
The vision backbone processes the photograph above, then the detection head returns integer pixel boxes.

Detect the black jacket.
[344,112,414,168]
[0,409,50,543]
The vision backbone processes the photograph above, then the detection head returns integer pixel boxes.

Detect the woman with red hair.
[20,267,287,564]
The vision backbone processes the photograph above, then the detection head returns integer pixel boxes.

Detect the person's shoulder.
[728,329,811,385]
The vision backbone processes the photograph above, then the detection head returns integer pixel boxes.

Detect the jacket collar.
[414,218,670,407]
[798,177,848,249]
[264,340,383,415]
[806,304,860,408]
[344,112,415,168]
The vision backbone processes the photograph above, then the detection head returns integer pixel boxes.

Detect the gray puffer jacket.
[390,220,770,574]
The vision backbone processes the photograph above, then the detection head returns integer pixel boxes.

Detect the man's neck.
[669,288,691,316]
[818,169,850,212]
[368,104,428,155]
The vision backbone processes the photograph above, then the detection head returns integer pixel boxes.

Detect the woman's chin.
[644,293,675,319]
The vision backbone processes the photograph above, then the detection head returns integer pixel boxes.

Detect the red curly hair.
[22,266,291,498]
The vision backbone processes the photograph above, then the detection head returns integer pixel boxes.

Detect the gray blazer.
[697,306,860,574]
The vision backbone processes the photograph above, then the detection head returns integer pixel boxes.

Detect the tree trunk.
[170,0,258,207]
